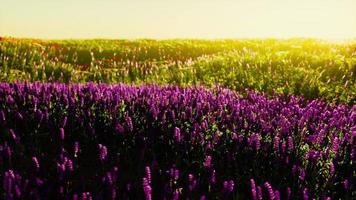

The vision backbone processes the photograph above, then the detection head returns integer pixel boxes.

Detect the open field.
[0,38,355,199]
[1,38,355,104]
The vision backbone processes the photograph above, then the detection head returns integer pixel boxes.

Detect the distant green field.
[0,38,355,104]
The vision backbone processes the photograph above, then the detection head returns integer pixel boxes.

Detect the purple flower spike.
[36,177,44,186]
[74,142,79,158]
[223,181,228,192]
[145,166,151,184]
[174,127,181,143]
[250,179,257,200]
[62,116,67,128]
[332,137,339,154]
[6,95,15,105]
[343,179,349,190]
[3,171,10,193]
[66,159,74,172]
[111,188,116,199]
[303,188,308,200]
[0,110,5,124]
[228,180,234,193]
[98,144,108,161]
[59,128,65,140]
[9,129,17,141]
[173,190,179,200]
[188,174,194,191]
[286,187,292,200]
[15,111,24,121]
[257,186,263,200]
[115,123,124,134]
[204,155,212,168]
[288,136,294,151]
[264,182,275,200]
[174,169,179,181]
[15,184,21,197]
[126,116,133,132]
[329,162,335,176]
[106,172,113,185]
[273,136,280,152]
[143,177,152,200]
[275,190,280,200]
[299,169,305,181]
[210,170,216,185]
[32,156,40,171]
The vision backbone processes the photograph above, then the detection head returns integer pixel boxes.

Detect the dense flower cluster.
[0,82,354,199]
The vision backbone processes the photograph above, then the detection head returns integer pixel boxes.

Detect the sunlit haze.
[0,0,355,39]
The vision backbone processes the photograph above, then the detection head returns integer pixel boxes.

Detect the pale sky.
[0,0,355,39]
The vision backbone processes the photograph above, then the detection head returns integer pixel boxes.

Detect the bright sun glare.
[0,0,355,39]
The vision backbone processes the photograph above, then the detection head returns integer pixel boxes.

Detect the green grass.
[0,38,355,104]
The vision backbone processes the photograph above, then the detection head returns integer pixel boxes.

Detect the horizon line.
[1,36,355,42]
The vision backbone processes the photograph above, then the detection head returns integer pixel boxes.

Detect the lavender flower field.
[0,82,354,199]
[2,0,356,198]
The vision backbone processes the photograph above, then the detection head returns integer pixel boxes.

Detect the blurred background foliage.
[0,38,355,104]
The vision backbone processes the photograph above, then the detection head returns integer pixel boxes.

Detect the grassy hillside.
[0,38,355,103]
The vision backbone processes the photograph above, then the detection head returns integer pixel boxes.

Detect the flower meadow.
[0,82,355,199]
[1,38,355,104]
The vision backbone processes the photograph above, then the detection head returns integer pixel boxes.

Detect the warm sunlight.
[1,0,355,199]
[0,0,355,39]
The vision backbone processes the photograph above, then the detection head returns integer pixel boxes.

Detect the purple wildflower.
[299,169,305,181]
[329,162,335,176]
[250,179,257,200]
[126,116,133,132]
[14,184,21,197]
[59,128,65,140]
[115,123,124,134]
[32,156,40,171]
[15,111,23,121]
[286,187,292,200]
[223,181,228,192]
[188,174,197,191]
[332,137,339,153]
[174,127,181,143]
[264,182,275,200]
[303,188,308,200]
[288,136,294,151]
[257,186,263,200]
[228,180,234,193]
[173,190,179,200]
[210,170,216,185]
[9,129,17,141]
[98,144,108,161]
[143,177,152,200]
[145,166,151,184]
[66,159,74,172]
[204,155,212,168]
[0,110,5,124]
[174,169,179,181]
[275,190,280,200]
[274,136,280,152]
[111,188,116,199]
[343,179,349,190]
[74,142,79,158]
